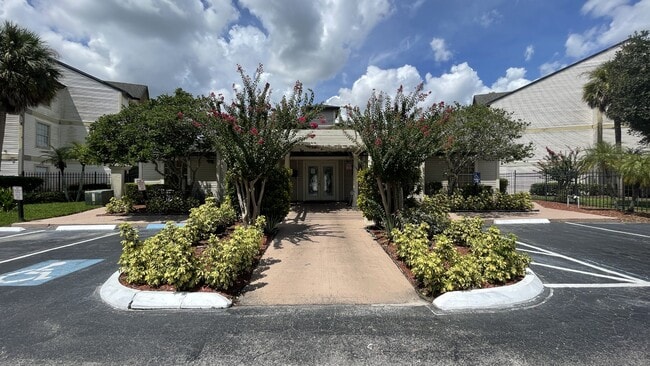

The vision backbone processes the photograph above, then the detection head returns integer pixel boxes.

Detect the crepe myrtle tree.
[204,64,322,225]
[344,84,449,227]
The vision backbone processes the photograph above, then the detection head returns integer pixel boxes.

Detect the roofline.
[487,39,627,105]
[54,60,141,100]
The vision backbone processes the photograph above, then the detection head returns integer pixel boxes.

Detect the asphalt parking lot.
[0,223,648,365]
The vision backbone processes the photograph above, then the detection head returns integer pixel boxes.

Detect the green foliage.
[24,191,67,203]
[431,191,532,212]
[0,201,100,227]
[536,147,586,201]
[117,223,147,285]
[344,84,447,218]
[0,188,16,212]
[425,181,443,195]
[200,217,265,290]
[145,193,199,214]
[0,176,43,191]
[185,197,237,241]
[105,196,134,214]
[356,168,384,224]
[494,192,534,211]
[436,103,533,193]
[391,217,530,295]
[607,31,650,144]
[397,194,451,238]
[259,166,292,233]
[204,64,321,225]
[461,183,493,197]
[499,178,508,194]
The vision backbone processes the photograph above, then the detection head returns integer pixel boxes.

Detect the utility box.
[85,189,114,206]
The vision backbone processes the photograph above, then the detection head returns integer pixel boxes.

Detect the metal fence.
[24,171,111,192]
[500,171,650,213]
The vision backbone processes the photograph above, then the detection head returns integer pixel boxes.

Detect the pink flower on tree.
[257,138,264,145]
[233,124,243,133]
[375,137,382,146]
[309,121,318,129]
[177,111,184,120]
[250,127,259,136]
[192,120,202,128]
[298,116,307,124]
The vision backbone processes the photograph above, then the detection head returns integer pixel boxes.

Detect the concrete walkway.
[238,204,423,306]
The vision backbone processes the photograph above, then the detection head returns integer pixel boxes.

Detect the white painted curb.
[57,225,117,231]
[493,219,550,225]
[100,271,232,310]
[432,269,544,311]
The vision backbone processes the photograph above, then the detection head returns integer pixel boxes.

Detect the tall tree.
[0,21,61,170]
[436,104,533,193]
[204,64,321,225]
[69,142,92,202]
[42,145,72,201]
[344,84,447,227]
[607,30,650,145]
[582,61,621,146]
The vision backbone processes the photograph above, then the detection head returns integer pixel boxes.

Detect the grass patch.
[0,202,101,227]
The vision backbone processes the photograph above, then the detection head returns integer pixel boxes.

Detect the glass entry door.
[306,163,335,200]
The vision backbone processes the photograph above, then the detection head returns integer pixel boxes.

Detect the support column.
[352,152,359,207]
[284,154,290,169]
[109,166,130,199]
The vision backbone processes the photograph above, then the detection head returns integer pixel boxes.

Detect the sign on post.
[473,172,481,184]
[12,186,23,201]
[136,179,146,191]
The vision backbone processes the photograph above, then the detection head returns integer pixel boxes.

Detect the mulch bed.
[118,228,273,301]
[534,200,650,223]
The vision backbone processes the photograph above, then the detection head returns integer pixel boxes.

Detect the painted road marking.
[0,230,46,242]
[0,227,25,232]
[56,225,116,231]
[494,219,550,225]
[0,232,118,265]
[566,222,650,239]
[145,223,186,230]
[517,240,649,288]
[0,259,103,286]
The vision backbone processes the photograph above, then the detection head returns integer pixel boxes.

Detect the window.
[36,122,50,148]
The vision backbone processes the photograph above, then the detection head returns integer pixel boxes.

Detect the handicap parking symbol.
[0,259,103,286]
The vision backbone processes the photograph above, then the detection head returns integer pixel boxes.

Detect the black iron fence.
[500,171,650,213]
[24,171,111,192]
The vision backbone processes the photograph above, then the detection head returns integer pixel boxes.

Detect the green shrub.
[68,183,110,191]
[105,196,134,214]
[0,176,43,191]
[259,166,292,233]
[391,217,531,295]
[185,197,237,241]
[145,189,199,214]
[530,182,558,196]
[461,183,493,197]
[499,178,508,193]
[425,181,443,195]
[118,223,147,285]
[0,188,16,212]
[200,216,265,290]
[24,191,67,204]
[397,194,450,238]
[494,192,534,211]
[356,168,384,225]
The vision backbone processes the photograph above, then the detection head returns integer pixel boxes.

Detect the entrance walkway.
[238,203,422,305]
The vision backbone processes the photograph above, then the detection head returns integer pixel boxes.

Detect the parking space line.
[545,283,650,288]
[0,230,46,242]
[566,222,650,239]
[530,262,640,283]
[0,232,118,265]
[517,241,646,282]
[519,248,561,256]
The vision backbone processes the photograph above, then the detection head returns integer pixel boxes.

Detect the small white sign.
[12,186,23,201]
[136,179,146,191]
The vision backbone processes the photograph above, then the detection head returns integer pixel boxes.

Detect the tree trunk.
[614,119,622,148]
[0,111,7,171]
[376,177,391,222]
[60,169,70,202]
[75,164,86,202]
[627,183,640,213]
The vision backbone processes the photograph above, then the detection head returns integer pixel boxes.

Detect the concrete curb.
[100,271,232,310]
[432,268,544,311]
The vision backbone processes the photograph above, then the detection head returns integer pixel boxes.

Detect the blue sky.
[2,0,649,107]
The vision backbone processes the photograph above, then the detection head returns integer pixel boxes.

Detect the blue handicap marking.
[0,259,103,286]
[145,223,186,230]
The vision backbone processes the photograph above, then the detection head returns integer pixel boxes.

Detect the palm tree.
[582,61,622,147]
[42,146,72,201]
[582,142,623,198]
[69,142,92,202]
[618,150,650,212]
[0,21,61,170]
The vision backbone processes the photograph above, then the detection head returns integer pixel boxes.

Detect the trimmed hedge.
[0,176,43,191]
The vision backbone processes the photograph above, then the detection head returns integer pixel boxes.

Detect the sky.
[2,0,649,108]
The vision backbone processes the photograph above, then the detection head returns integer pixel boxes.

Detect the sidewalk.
[450,202,616,223]
[11,207,188,229]
[237,204,423,305]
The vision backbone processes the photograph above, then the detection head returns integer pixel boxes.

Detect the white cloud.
[539,61,566,76]
[490,67,530,92]
[524,45,535,61]
[0,0,391,98]
[566,0,650,58]
[430,38,452,62]
[477,9,502,28]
